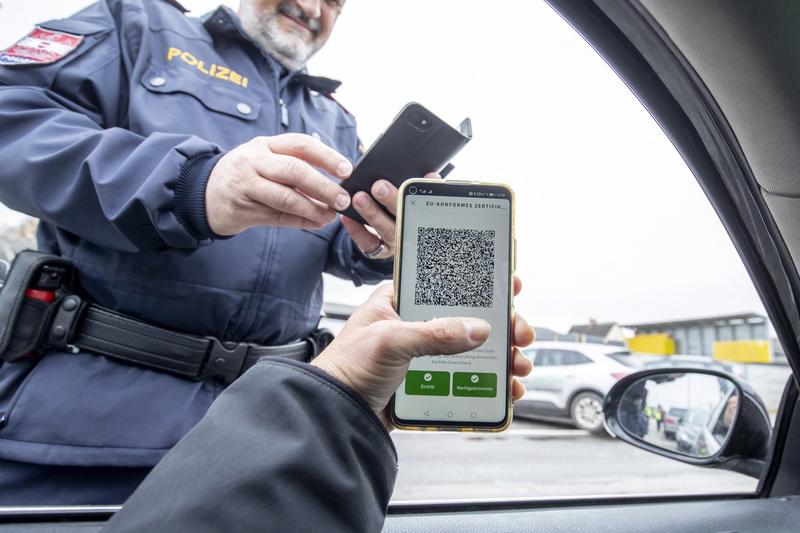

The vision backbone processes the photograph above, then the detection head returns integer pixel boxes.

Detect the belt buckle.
[306,327,335,359]
[202,337,250,385]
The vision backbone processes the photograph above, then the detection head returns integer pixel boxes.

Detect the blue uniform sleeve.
[0,2,222,252]
[103,359,397,533]
[173,152,230,241]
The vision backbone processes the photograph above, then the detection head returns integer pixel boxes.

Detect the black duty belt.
[47,296,333,384]
[0,250,334,385]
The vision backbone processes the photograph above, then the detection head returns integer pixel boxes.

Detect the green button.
[453,372,497,397]
[405,370,450,396]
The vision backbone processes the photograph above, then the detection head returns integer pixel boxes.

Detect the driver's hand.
[205,134,353,236]
[312,277,535,429]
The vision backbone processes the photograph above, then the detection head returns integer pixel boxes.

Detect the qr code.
[415,227,495,307]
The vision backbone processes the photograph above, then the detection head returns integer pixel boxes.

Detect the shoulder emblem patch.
[0,27,84,67]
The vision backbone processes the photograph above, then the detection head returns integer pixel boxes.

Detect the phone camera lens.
[407,108,432,132]
[408,186,418,195]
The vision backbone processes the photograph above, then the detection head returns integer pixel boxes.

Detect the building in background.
[568,320,627,344]
[625,313,782,364]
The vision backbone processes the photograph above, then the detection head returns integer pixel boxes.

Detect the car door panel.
[525,350,568,410]
[382,497,800,533]
[1,496,797,533]
[528,369,565,394]
[7,497,795,533]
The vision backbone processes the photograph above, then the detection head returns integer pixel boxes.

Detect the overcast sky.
[0,0,767,332]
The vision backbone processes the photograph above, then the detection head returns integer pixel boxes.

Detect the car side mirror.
[604,368,772,478]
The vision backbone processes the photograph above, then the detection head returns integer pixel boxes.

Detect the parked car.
[516,342,639,433]
[676,399,737,458]
[676,410,710,453]
[663,407,688,440]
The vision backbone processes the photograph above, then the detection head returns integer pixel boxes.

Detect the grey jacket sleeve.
[103,358,398,533]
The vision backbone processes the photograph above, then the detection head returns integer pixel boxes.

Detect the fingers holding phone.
[342,172,440,260]
[205,134,353,236]
[341,178,397,260]
[311,281,535,431]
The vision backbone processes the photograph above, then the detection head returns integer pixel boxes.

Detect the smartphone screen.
[393,181,514,429]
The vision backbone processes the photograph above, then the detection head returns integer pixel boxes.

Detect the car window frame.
[560,350,592,366]
[4,0,800,525]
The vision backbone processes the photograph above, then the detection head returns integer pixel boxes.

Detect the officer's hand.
[205,134,353,236]
[340,172,439,260]
[312,277,535,429]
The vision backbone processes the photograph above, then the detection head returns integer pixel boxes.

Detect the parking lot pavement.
[390,418,756,502]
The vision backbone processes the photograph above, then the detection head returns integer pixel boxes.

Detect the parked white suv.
[516,341,640,433]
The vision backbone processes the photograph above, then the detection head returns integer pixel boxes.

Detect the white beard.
[239,3,321,71]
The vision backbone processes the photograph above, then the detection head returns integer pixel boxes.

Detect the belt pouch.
[0,250,76,363]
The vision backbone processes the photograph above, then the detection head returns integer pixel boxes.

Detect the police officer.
[0,0,407,505]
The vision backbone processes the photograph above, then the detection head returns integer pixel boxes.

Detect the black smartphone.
[339,102,472,224]
[390,179,516,431]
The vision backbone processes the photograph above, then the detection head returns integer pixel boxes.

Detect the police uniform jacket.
[0,0,391,470]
